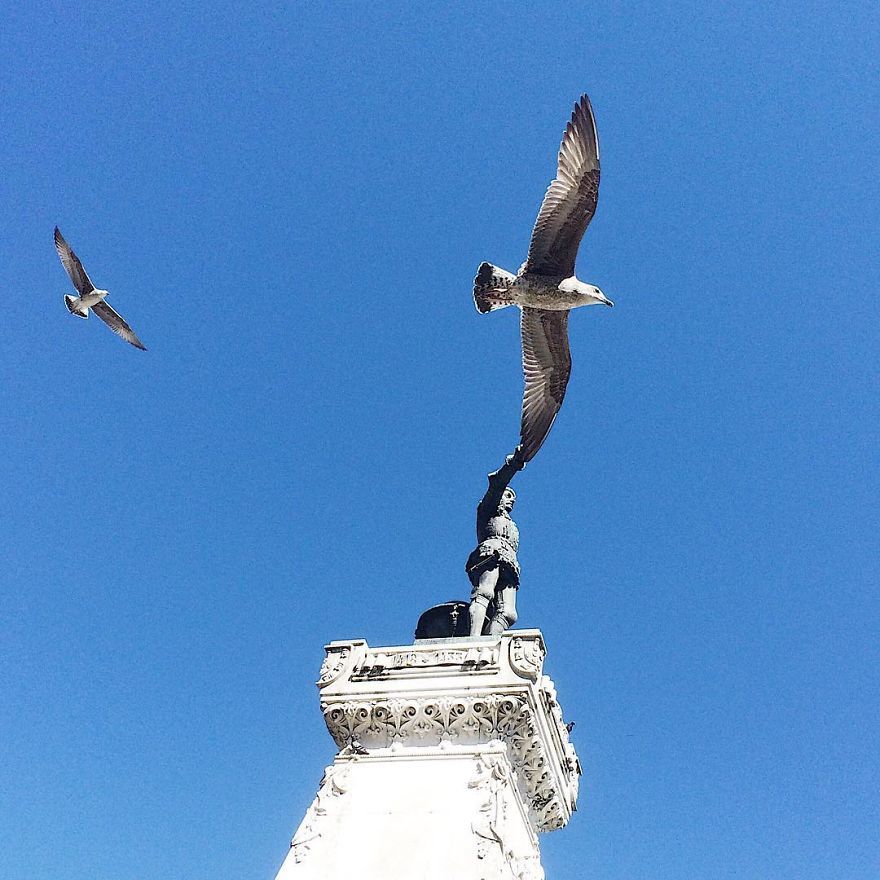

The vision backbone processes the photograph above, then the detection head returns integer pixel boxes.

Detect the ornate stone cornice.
[315,631,579,833]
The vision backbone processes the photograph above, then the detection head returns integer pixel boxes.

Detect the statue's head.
[499,487,516,513]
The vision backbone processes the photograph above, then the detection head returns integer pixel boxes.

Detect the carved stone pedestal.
[274,630,580,880]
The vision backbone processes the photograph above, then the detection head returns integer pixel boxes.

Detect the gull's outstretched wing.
[520,307,571,462]
[54,227,96,296]
[92,300,147,350]
[523,94,600,278]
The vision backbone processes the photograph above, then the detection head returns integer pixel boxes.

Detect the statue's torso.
[467,511,521,586]
[478,513,519,549]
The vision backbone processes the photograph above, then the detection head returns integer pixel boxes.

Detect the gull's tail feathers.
[473,262,516,314]
[64,295,88,318]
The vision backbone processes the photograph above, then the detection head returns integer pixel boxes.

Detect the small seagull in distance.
[54,227,146,350]
[473,94,611,461]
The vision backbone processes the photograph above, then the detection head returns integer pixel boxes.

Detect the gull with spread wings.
[54,227,146,351]
[473,94,611,461]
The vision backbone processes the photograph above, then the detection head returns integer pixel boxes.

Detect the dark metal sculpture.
[414,601,471,640]
[466,446,526,636]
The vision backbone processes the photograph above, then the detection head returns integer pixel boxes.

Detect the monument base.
[275,631,580,880]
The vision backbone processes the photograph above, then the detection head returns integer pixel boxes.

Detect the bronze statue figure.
[466,447,526,636]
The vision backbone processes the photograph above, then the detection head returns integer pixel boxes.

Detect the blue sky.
[1,2,878,878]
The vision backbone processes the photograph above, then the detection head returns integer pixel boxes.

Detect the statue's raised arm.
[477,446,526,524]
[466,446,526,636]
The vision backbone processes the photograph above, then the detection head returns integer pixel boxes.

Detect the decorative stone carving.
[317,646,352,688]
[539,676,580,804]
[469,751,545,879]
[509,636,545,681]
[321,693,572,831]
[275,633,579,880]
[469,752,509,860]
[289,765,350,864]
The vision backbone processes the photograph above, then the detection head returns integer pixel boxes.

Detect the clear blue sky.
[2,2,878,878]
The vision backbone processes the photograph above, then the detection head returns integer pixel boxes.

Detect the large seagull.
[54,227,146,351]
[473,94,611,461]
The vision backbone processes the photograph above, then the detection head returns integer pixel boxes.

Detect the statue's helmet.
[500,487,516,510]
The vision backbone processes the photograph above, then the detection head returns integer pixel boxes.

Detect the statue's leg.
[487,585,518,635]
[469,568,499,636]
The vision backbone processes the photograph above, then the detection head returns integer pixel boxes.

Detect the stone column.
[274,630,580,880]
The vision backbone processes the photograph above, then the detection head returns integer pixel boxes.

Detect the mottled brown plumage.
[524,95,601,279]
[473,94,611,462]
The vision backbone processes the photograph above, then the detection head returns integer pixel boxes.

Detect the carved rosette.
[317,646,352,688]
[509,637,545,681]
[321,693,571,831]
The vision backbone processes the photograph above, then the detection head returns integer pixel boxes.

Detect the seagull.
[54,227,146,350]
[473,94,611,461]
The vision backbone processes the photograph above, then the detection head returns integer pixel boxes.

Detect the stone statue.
[466,446,526,636]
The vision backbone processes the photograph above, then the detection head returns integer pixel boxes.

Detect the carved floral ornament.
[321,693,575,831]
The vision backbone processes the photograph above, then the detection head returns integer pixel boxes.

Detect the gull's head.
[562,277,614,307]
[585,284,613,308]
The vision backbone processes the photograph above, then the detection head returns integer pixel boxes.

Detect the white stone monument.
[274,629,580,880]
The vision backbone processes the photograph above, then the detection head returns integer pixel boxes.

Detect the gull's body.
[65,289,108,315]
[54,227,146,350]
[473,94,611,461]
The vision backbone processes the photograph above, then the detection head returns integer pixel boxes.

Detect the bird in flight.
[54,227,146,351]
[473,94,611,461]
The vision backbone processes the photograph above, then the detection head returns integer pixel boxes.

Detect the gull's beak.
[603,297,614,308]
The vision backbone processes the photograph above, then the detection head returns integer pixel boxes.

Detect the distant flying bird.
[473,94,611,461]
[54,227,146,350]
